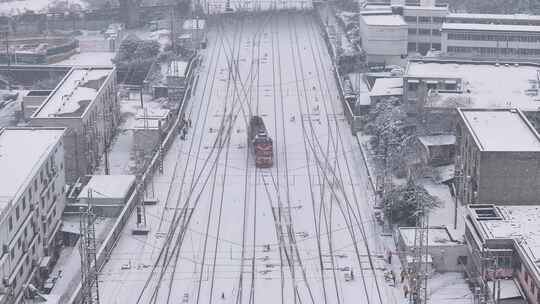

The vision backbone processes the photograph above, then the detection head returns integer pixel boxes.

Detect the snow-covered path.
[98,12,400,304]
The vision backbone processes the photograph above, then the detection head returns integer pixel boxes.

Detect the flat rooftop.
[78,175,136,200]
[369,77,403,97]
[459,108,540,152]
[442,22,540,33]
[360,14,407,26]
[0,128,65,205]
[399,226,462,247]
[33,67,114,118]
[406,60,540,110]
[469,205,540,270]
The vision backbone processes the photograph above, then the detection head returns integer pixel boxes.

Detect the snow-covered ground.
[98,12,401,304]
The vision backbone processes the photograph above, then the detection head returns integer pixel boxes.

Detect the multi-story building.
[0,127,67,303]
[445,13,540,26]
[455,108,540,205]
[362,1,540,60]
[441,22,540,60]
[30,66,119,183]
[359,12,408,64]
[402,2,449,53]
[361,0,449,54]
[464,204,540,303]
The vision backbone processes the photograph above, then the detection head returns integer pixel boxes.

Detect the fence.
[312,9,362,133]
[66,54,200,304]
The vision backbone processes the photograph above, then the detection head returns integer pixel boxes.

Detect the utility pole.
[79,189,101,304]
[410,175,429,304]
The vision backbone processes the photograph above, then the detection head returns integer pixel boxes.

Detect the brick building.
[455,108,540,205]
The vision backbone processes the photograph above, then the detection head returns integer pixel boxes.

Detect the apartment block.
[30,66,120,183]
[0,128,67,303]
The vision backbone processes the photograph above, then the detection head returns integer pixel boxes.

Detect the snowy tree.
[382,179,441,226]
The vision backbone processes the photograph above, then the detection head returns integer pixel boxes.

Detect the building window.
[8,216,12,231]
[419,16,431,23]
[532,282,536,294]
[34,179,37,191]
[526,271,529,283]
[404,15,417,22]
[408,28,417,35]
[419,29,430,35]
[22,197,26,210]
[15,206,19,220]
[457,256,468,266]
[10,248,14,259]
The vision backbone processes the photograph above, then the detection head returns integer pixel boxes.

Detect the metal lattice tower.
[79,189,101,304]
[410,187,429,304]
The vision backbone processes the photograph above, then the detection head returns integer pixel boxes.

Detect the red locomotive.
[248,116,273,168]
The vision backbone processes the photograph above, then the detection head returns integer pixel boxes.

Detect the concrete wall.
[479,151,540,204]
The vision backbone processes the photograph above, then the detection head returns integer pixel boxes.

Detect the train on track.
[248,116,273,168]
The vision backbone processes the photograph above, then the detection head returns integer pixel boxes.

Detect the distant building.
[167,60,189,103]
[464,204,535,303]
[441,23,540,61]
[455,108,540,205]
[67,175,136,217]
[362,2,540,60]
[368,77,403,104]
[30,66,119,183]
[0,127,67,303]
[359,12,408,64]
[397,226,467,273]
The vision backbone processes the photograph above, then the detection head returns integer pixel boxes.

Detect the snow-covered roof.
[459,108,540,152]
[399,226,462,247]
[418,134,456,147]
[78,175,136,200]
[470,205,540,280]
[0,128,65,205]
[447,13,540,22]
[442,22,540,33]
[182,19,206,30]
[360,14,407,27]
[369,77,403,97]
[33,67,114,119]
[406,60,540,110]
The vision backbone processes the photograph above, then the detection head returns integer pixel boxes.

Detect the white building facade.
[0,127,67,303]
[359,12,408,64]
[30,67,119,183]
